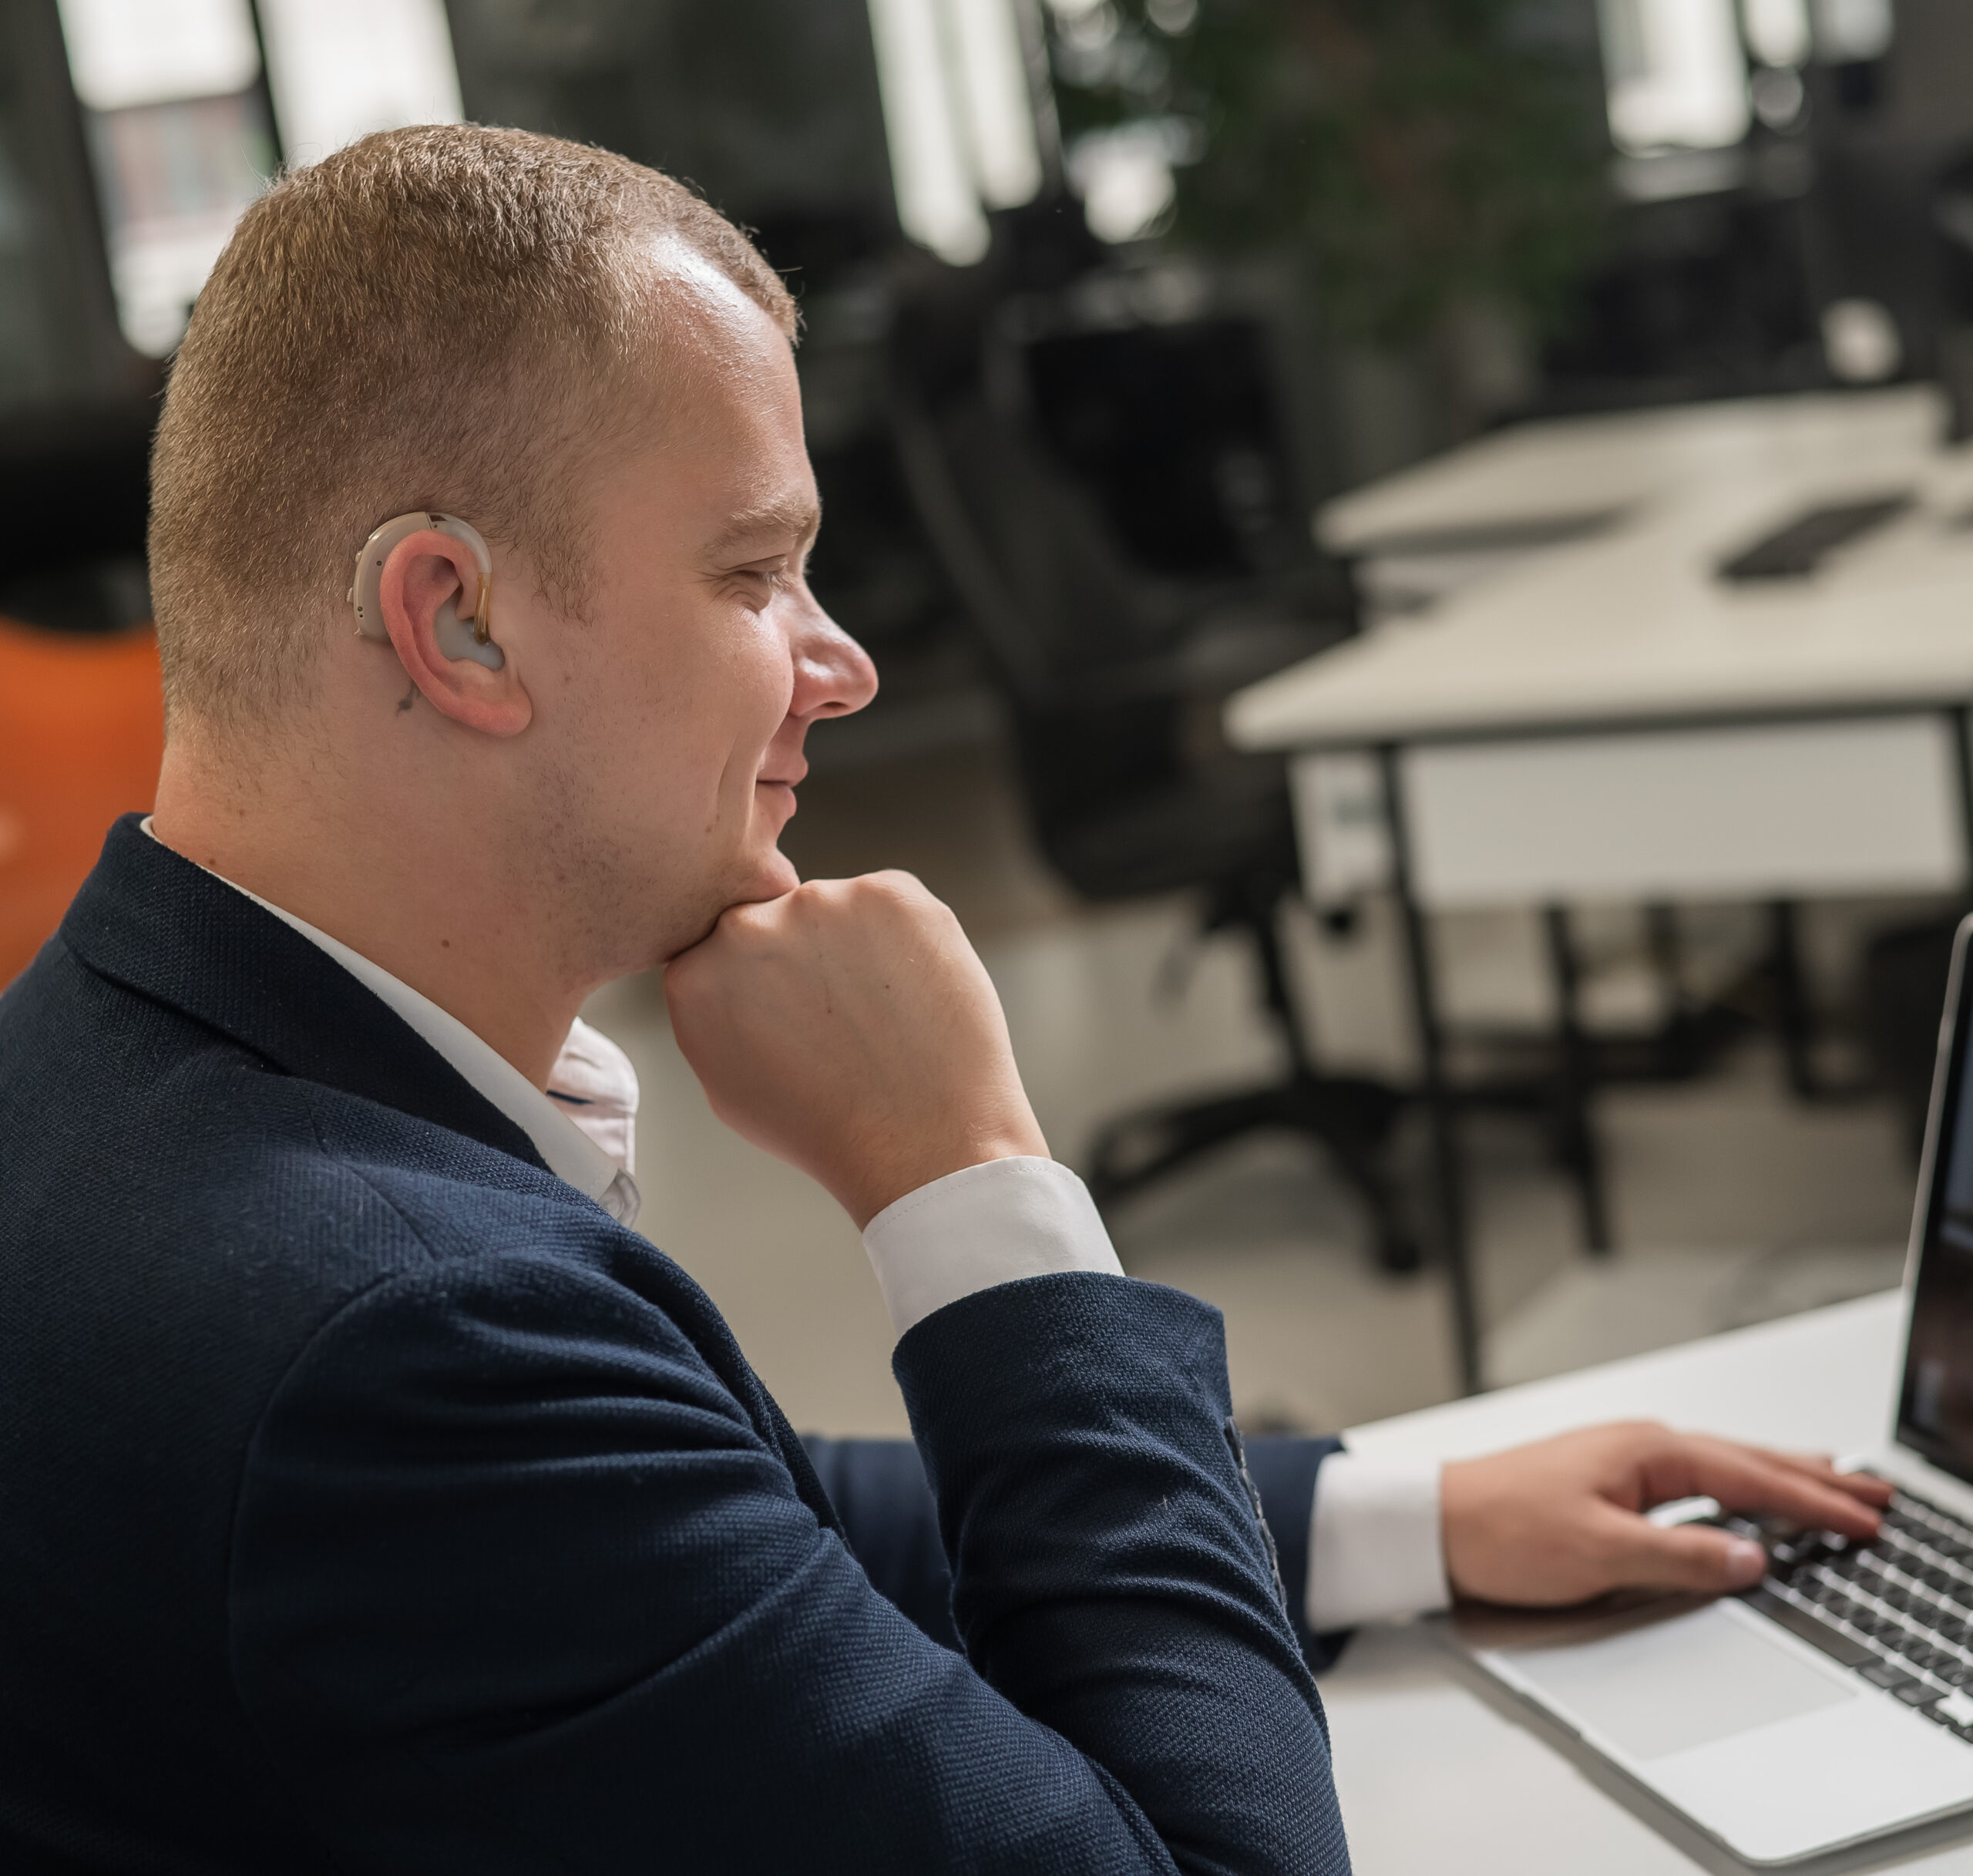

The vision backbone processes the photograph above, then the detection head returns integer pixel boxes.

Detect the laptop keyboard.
[1737,1488,1973,1740]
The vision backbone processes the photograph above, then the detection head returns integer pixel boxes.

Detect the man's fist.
[663,872,1049,1227]
[1442,1421,1893,1607]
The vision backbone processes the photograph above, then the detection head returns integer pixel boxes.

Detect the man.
[0,127,1884,1873]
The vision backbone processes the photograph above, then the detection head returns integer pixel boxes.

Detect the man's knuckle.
[1614,1418,1671,1449]
[860,871,923,914]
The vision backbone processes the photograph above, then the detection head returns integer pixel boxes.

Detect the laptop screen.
[1897,919,1973,1481]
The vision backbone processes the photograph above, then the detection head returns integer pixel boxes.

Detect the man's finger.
[1645,1439,1884,1538]
[1729,1446,1896,1504]
[1598,1509,1770,1595]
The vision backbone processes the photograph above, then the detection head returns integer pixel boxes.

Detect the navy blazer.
[0,817,1350,1874]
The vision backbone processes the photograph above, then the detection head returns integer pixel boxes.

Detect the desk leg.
[1379,747,1484,1396]
[1951,708,1973,889]
[1543,906,1612,1255]
[1768,899,1820,1102]
[1766,900,1870,1103]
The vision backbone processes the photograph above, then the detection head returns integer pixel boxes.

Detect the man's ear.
[377,528,533,735]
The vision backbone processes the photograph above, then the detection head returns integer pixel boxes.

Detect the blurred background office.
[6,0,1973,1434]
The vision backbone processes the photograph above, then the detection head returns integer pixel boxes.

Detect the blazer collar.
[60,815,549,1173]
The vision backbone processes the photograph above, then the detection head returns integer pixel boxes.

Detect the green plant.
[1050,0,1608,344]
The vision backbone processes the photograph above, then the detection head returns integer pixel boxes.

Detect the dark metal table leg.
[1380,747,1484,1396]
[1767,899,1823,1102]
[1543,904,1612,1255]
[1952,710,1973,873]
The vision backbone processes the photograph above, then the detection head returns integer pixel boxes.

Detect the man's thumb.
[1612,1519,1768,1593]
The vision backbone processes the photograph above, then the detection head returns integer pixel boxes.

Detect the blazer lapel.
[61,818,842,1528]
[61,815,548,1173]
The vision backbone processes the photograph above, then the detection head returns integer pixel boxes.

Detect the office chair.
[0,402,163,987]
[0,614,163,987]
[889,313,1420,1273]
[1934,147,1973,439]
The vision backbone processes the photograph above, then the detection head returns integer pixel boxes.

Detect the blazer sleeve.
[805,1431,1345,1669]
[800,1434,963,1649]
[230,1259,1349,1875]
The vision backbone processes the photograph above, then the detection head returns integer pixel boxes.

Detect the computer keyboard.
[1738,1488,1973,1741]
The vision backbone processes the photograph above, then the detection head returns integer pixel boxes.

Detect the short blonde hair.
[149,124,796,735]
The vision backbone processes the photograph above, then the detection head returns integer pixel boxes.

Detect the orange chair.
[0,614,165,988]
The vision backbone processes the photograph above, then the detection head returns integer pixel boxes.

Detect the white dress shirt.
[146,823,1447,1633]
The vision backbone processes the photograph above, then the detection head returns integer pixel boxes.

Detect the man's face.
[522,271,877,973]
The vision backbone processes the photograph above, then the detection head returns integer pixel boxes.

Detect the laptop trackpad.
[1501,1602,1855,1762]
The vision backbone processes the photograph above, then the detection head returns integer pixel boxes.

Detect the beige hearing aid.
[348,512,502,671]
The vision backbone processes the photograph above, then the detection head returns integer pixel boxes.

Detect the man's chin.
[748,846,801,900]
[711,848,800,921]
[650,849,802,967]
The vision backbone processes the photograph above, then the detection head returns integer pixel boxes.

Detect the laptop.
[1451,912,1973,1865]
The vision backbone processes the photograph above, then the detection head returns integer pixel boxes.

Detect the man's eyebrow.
[708,498,822,560]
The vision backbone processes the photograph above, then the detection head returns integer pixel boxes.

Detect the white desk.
[1317,388,1945,559]
[1319,389,1948,624]
[1240,392,1973,909]
[1228,388,1973,1390]
[1320,1291,1973,1875]
[1253,459,1973,910]
[1260,492,1973,753]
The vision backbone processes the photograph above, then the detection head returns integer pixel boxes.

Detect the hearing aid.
[348,512,503,671]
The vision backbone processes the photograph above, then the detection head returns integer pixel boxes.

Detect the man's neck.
[150,741,587,1089]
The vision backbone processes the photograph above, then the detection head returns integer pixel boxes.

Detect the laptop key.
[1747,1591,1876,1666]
[1935,1690,1973,1728]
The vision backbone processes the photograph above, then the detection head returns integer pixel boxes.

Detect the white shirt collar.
[140,820,640,1227]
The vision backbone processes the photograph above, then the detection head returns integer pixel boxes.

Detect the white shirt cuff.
[861,1156,1124,1339]
[1306,1451,1450,1632]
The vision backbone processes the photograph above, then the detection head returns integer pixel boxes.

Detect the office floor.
[583,735,1919,1440]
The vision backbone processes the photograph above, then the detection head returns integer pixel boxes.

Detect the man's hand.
[664,872,1049,1228]
[1441,1422,1893,1606]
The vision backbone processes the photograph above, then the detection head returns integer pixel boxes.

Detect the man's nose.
[792,603,879,721]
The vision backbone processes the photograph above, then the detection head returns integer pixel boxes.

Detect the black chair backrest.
[904,390,1188,705]
[0,402,155,633]
[1013,314,1305,581]
[1937,146,1973,322]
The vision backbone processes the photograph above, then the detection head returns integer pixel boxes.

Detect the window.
[1743,0,1810,69]
[1598,0,1751,155]
[55,0,463,357]
[866,0,1044,265]
[257,0,462,166]
[55,0,271,355]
